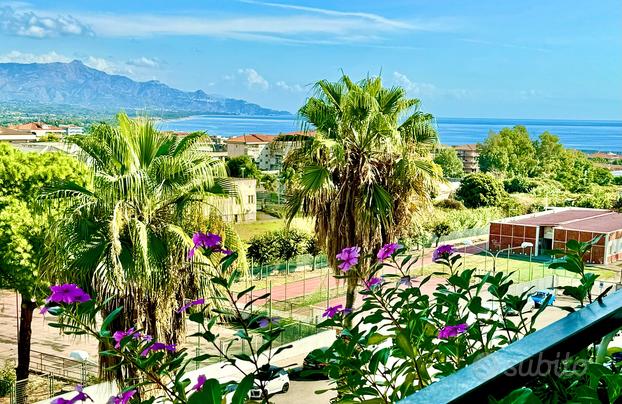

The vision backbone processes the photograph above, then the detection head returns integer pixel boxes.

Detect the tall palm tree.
[43,113,241,378]
[285,75,441,312]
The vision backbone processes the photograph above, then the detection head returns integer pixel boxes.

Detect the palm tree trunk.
[344,277,358,328]
[16,296,36,404]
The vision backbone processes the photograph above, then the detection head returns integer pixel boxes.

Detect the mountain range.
[0,60,289,116]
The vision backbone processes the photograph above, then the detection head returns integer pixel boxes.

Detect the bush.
[0,360,15,397]
[434,198,465,210]
[456,173,507,208]
[498,197,528,217]
[613,176,622,185]
[591,166,614,186]
[503,176,537,193]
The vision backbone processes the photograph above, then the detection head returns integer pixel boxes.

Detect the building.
[59,124,85,135]
[0,127,37,142]
[213,178,257,222]
[452,144,479,173]
[488,207,622,264]
[226,131,312,171]
[8,122,66,137]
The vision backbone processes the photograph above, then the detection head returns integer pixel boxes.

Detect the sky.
[0,0,621,119]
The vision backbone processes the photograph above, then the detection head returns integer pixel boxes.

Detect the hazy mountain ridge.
[0,60,290,116]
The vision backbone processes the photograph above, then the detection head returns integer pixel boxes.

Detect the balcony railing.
[401,288,622,403]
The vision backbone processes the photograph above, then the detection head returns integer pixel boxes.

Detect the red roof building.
[488,208,622,264]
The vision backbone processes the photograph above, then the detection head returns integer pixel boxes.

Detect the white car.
[225,366,290,402]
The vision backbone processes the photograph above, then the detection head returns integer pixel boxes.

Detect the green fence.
[249,254,329,278]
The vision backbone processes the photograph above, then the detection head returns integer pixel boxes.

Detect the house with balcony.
[452,143,480,173]
[226,131,313,171]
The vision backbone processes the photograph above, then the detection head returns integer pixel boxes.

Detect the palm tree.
[43,113,241,378]
[285,75,441,313]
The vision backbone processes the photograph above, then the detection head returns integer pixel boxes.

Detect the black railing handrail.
[401,289,622,403]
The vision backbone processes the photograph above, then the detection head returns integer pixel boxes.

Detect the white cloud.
[237,68,269,90]
[127,56,159,68]
[0,5,92,38]
[393,71,469,100]
[0,51,163,77]
[393,72,437,96]
[0,50,71,64]
[276,80,303,92]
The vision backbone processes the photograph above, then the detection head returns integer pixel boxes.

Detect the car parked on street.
[531,290,556,308]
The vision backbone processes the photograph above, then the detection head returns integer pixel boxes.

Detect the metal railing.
[402,288,622,403]
[29,350,97,384]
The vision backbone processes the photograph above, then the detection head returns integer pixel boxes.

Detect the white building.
[60,124,85,135]
[226,132,313,171]
[214,178,257,222]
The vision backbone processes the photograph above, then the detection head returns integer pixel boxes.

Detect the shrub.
[613,176,622,185]
[434,198,465,210]
[0,360,15,397]
[503,176,537,193]
[455,173,507,208]
[591,166,614,186]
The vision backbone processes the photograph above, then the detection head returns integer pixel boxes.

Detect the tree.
[555,149,594,191]
[0,143,87,400]
[430,221,452,246]
[478,126,537,176]
[433,147,463,178]
[306,236,323,271]
[44,113,238,379]
[456,173,507,208]
[534,131,564,177]
[226,155,261,178]
[284,75,441,314]
[591,166,614,186]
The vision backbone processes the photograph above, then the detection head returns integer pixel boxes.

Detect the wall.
[553,229,606,264]
[607,230,622,264]
[489,222,538,253]
[214,178,257,222]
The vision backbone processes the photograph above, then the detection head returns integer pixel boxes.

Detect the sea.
[158,115,622,154]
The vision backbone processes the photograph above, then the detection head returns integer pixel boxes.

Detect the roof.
[8,122,63,131]
[0,127,34,136]
[226,134,277,144]
[589,152,622,160]
[452,144,478,151]
[496,208,622,233]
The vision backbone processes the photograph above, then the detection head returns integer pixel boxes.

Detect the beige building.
[0,127,37,142]
[452,144,480,173]
[215,178,257,222]
[226,132,312,171]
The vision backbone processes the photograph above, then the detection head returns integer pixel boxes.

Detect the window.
[248,195,254,204]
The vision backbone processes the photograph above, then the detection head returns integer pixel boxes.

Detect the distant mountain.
[0,60,290,116]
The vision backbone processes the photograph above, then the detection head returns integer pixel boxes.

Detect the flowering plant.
[43,232,289,404]
[316,243,547,402]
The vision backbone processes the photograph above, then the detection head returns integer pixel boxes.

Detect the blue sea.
[158,115,622,153]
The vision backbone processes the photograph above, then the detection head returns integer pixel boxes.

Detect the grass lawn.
[233,216,314,241]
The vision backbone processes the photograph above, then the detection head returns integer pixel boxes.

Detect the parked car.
[248,365,290,400]
[531,290,556,308]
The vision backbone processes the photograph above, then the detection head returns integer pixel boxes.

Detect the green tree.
[555,149,594,191]
[478,126,537,176]
[534,131,564,176]
[0,144,87,398]
[284,75,441,313]
[590,166,614,186]
[226,155,261,178]
[430,220,452,246]
[44,113,238,379]
[456,173,507,208]
[433,147,463,178]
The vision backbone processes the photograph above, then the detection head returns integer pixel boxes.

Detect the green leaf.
[100,306,123,335]
[231,374,254,404]
[188,378,222,404]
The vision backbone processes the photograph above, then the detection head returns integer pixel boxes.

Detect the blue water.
[158,115,622,153]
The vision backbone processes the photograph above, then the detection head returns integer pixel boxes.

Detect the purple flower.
[258,317,280,328]
[177,298,205,313]
[52,385,93,403]
[399,275,415,287]
[108,389,136,404]
[433,244,455,262]
[364,277,383,290]
[140,342,176,357]
[336,246,360,272]
[377,243,400,262]
[48,284,91,304]
[193,374,207,392]
[188,232,226,259]
[112,328,138,349]
[220,248,233,256]
[323,305,351,319]
[40,306,49,315]
[438,323,468,339]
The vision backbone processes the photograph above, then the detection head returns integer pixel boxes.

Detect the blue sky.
[1,0,621,119]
